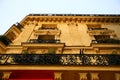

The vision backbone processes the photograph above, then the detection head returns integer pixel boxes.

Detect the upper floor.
[0,14,120,54]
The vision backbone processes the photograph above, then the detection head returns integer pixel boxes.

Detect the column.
[79,73,87,80]
[54,72,62,80]
[2,72,11,80]
[90,73,99,80]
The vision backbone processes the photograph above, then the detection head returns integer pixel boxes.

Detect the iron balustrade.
[29,39,60,43]
[92,39,120,44]
[0,54,120,66]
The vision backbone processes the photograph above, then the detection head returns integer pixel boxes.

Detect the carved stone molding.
[34,30,61,36]
[54,72,62,80]
[87,29,115,36]
[90,73,99,80]
[2,72,11,80]
[79,73,87,80]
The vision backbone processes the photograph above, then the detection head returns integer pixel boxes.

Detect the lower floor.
[0,70,120,80]
[0,65,120,80]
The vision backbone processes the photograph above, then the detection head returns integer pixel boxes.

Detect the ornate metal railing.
[92,39,120,44]
[29,39,60,43]
[0,54,120,66]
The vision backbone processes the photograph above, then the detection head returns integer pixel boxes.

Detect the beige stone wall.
[0,47,4,53]
[6,47,22,54]
[105,23,120,39]
[12,21,92,46]
[12,22,35,45]
[8,21,120,47]
[57,23,91,46]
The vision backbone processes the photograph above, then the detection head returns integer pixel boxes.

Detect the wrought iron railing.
[29,39,60,43]
[92,39,120,44]
[0,54,120,66]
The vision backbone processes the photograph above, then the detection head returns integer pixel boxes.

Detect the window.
[38,35,55,40]
[37,35,57,43]
[6,31,16,41]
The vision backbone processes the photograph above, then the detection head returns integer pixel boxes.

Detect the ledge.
[92,43,120,48]
[87,30,114,35]
[34,30,60,36]
[0,65,120,71]
[21,42,65,48]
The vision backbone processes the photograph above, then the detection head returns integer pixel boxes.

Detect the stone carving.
[90,73,99,80]
[79,73,87,80]
[2,72,11,80]
[54,72,62,80]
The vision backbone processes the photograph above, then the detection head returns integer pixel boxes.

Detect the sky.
[0,0,120,35]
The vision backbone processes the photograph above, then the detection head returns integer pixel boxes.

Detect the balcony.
[92,38,120,44]
[88,28,108,30]
[0,54,120,66]
[87,28,114,35]
[29,39,60,43]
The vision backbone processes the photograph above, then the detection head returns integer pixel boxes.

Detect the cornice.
[20,15,120,25]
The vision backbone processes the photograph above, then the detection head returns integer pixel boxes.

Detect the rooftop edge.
[28,14,120,16]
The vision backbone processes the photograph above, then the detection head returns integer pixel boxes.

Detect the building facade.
[0,14,120,80]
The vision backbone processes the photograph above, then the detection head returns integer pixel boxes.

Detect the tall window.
[37,35,57,43]
[38,35,55,40]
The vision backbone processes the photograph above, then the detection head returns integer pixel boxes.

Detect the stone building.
[0,14,120,80]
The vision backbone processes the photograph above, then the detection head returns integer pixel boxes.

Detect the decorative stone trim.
[2,72,11,80]
[54,72,62,80]
[90,73,99,80]
[79,73,88,80]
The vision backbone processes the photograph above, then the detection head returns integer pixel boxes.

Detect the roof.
[28,14,120,16]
